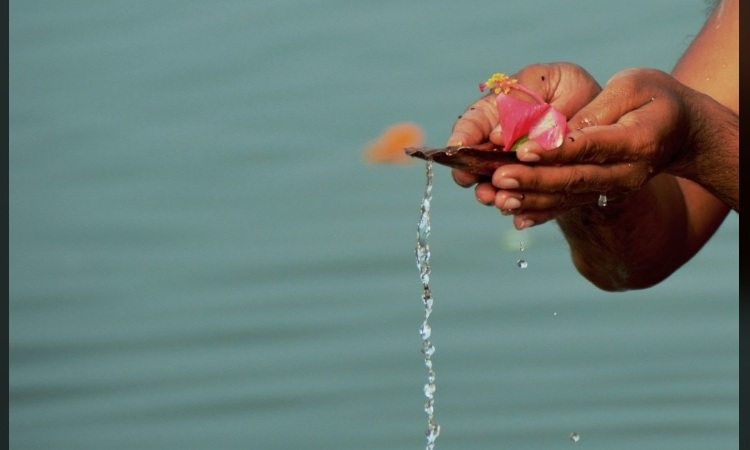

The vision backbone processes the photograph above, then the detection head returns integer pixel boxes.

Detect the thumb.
[567,68,667,129]
[446,94,498,146]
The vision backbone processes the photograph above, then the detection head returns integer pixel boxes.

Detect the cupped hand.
[446,63,601,212]
[499,68,696,228]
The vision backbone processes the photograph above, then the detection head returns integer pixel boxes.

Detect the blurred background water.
[9,1,738,449]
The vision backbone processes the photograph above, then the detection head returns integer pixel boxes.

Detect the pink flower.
[480,73,567,151]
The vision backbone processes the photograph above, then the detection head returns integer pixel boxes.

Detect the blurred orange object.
[364,122,424,164]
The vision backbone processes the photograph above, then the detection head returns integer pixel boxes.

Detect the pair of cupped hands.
[448,62,695,229]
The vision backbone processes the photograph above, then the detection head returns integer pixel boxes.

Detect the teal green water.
[10,1,738,449]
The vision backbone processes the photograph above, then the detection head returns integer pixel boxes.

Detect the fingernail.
[517,147,540,162]
[495,178,520,189]
[516,219,535,230]
[446,133,459,146]
[504,198,521,210]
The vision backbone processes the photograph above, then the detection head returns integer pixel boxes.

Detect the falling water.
[516,239,527,269]
[415,160,440,449]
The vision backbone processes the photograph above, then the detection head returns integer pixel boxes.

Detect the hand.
[497,68,713,228]
[446,63,601,216]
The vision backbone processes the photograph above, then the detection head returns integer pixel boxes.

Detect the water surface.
[10,1,738,449]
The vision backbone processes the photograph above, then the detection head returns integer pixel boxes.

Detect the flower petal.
[496,93,548,150]
[528,107,567,150]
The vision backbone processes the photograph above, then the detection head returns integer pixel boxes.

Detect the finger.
[452,168,481,188]
[512,210,560,230]
[493,190,526,211]
[554,121,656,165]
[533,107,669,166]
[515,62,602,118]
[494,189,613,211]
[513,69,677,165]
[518,101,669,166]
[492,162,651,195]
[515,139,545,162]
[474,181,497,206]
[447,95,498,146]
[515,94,674,166]
[567,68,667,129]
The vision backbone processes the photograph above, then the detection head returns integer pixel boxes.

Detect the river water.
[10,1,738,449]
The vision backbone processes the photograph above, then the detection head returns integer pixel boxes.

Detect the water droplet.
[570,432,580,443]
[597,193,608,207]
[423,383,436,399]
[426,422,441,444]
[423,294,433,309]
[553,312,558,317]
[517,259,528,269]
[422,342,435,358]
[519,240,525,252]
[419,323,432,340]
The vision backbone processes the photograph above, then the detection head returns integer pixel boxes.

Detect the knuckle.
[623,163,651,191]
[570,134,606,164]
[579,137,600,162]
[562,167,588,193]
[517,63,547,79]
[556,190,573,209]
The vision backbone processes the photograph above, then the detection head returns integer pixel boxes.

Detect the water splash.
[415,160,440,449]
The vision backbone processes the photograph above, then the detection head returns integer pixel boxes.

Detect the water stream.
[415,160,440,449]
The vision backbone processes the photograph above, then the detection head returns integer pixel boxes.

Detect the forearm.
[666,89,739,212]
[555,175,692,291]
[555,0,737,290]
[667,0,739,210]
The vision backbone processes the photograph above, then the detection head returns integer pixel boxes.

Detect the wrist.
[664,89,737,180]
[664,89,739,210]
